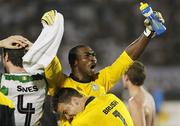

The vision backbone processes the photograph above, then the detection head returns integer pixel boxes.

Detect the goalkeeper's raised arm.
[125,11,165,60]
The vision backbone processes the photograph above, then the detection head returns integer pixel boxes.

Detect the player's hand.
[0,35,33,49]
[41,10,57,25]
[144,11,165,31]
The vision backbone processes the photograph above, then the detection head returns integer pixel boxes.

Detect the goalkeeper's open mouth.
[90,63,96,69]
[90,62,96,73]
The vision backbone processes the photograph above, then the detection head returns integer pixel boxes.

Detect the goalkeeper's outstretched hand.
[41,10,57,25]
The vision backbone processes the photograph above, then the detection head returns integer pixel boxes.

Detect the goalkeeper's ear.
[41,10,57,26]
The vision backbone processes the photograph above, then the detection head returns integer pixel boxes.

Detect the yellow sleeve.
[45,56,66,96]
[97,51,133,92]
[0,92,14,109]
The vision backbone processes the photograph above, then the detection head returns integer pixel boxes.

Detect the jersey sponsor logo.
[17,85,38,92]
[92,84,99,91]
[103,100,118,114]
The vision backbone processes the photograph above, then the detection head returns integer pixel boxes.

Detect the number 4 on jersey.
[17,95,35,126]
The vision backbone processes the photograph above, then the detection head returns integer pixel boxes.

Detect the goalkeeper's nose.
[90,55,97,63]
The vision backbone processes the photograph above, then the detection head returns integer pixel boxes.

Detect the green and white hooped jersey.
[0,73,47,126]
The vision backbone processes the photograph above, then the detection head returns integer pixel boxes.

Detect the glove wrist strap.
[143,28,152,37]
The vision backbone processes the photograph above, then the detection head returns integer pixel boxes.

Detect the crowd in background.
[0,0,179,99]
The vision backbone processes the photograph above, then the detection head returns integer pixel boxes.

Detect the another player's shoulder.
[147,92,155,103]
[105,93,118,99]
[128,96,143,109]
[104,93,124,105]
[96,94,118,104]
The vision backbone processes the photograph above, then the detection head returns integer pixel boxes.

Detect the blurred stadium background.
[0,0,179,126]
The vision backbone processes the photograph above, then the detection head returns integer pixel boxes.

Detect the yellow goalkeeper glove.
[41,10,57,25]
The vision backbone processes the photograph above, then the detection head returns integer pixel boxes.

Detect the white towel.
[23,12,64,74]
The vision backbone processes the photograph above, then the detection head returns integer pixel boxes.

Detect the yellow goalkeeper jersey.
[45,51,133,96]
[72,94,134,126]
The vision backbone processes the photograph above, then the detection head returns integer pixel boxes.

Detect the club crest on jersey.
[92,84,99,91]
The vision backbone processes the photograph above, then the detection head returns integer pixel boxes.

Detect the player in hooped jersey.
[0,42,48,126]
[0,10,63,126]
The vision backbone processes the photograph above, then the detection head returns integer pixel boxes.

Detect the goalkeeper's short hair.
[68,45,89,67]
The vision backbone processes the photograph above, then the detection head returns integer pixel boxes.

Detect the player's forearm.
[0,40,5,48]
[125,32,153,60]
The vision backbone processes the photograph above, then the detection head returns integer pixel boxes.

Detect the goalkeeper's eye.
[86,52,96,57]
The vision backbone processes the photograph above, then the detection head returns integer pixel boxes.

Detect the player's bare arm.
[125,33,153,60]
[0,35,32,49]
[128,97,146,126]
